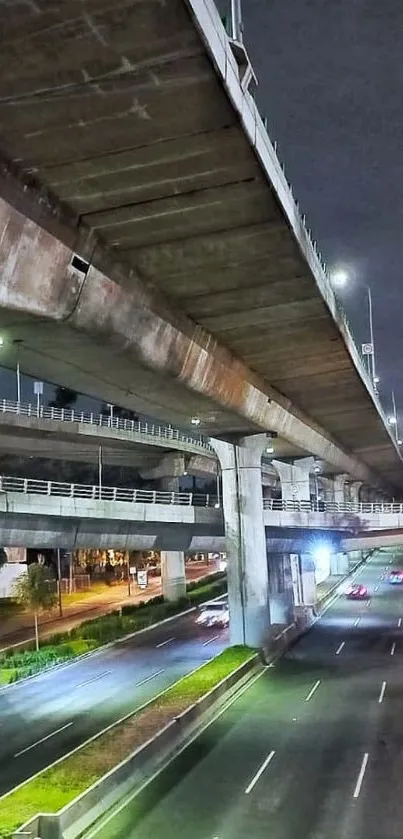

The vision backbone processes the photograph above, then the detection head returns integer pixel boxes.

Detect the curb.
[13,654,258,839]
[0,590,227,695]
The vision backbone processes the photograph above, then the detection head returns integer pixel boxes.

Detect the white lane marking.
[76,670,111,689]
[398,618,402,629]
[335,641,345,656]
[391,642,396,656]
[156,637,175,648]
[135,669,165,687]
[14,721,73,758]
[203,634,221,646]
[354,617,361,627]
[353,753,369,798]
[245,750,276,794]
[378,681,387,704]
[366,600,371,607]
[305,680,321,702]
[84,668,268,839]
[374,586,379,592]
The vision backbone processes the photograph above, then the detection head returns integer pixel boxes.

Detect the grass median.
[0,573,226,685]
[0,646,254,838]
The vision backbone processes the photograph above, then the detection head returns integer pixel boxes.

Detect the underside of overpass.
[0,0,402,490]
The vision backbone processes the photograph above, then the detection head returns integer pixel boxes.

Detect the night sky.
[2,1,403,432]
[240,0,403,424]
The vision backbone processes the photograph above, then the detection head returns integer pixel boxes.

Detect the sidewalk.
[0,561,218,652]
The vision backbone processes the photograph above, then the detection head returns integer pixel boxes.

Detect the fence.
[263,498,403,514]
[0,398,213,453]
[0,475,219,508]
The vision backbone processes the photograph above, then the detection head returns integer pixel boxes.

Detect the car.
[389,570,403,585]
[346,583,368,600]
[195,601,229,629]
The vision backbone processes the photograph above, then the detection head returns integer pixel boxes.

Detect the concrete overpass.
[0,398,278,486]
[0,0,401,494]
[264,499,403,534]
[0,475,224,552]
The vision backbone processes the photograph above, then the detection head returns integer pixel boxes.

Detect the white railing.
[0,399,213,453]
[0,475,219,508]
[264,498,403,514]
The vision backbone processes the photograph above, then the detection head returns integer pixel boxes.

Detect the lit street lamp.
[330,270,378,391]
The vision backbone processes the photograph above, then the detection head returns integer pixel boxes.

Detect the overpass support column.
[273,457,314,501]
[211,435,269,648]
[334,474,349,504]
[350,481,363,505]
[160,551,186,602]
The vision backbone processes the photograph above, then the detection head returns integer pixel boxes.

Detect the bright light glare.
[398,439,402,446]
[388,415,397,425]
[191,417,201,426]
[266,444,274,454]
[313,545,331,564]
[373,375,380,384]
[0,337,4,346]
[331,269,348,288]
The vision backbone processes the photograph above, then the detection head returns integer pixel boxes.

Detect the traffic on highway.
[86,552,403,839]
[0,604,228,798]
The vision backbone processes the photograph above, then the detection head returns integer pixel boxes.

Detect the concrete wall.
[264,508,403,532]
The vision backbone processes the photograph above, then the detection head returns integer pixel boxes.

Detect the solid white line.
[353,753,369,798]
[14,722,73,758]
[135,669,165,687]
[391,642,396,656]
[245,750,276,794]
[378,681,387,704]
[156,637,175,648]
[76,670,111,689]
[354,617,361,627]
[203,634,221,646]
[305,680,321,702]
[398,618,402,628]
[335,641,345,656]
[84,668,267,839]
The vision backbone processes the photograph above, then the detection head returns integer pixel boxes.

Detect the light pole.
[330,270,378,392]
[56,548,63,617]
[98,444,102,497]
[231,0,243,41]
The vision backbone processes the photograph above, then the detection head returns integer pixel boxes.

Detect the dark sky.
[3,1,403,431]
[238,0,403,425]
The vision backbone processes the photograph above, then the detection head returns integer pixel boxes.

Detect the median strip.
[0,646,254,838]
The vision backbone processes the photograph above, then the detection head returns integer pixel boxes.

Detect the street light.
[330,270,378,390]
[330,269,348,288]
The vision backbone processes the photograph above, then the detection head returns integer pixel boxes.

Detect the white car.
[195,601,229,629]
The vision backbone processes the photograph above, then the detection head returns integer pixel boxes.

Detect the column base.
[162,577,187,602]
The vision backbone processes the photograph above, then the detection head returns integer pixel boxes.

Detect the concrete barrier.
[14,655,258,839]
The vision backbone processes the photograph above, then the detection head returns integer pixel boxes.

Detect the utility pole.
[231,0,243,41]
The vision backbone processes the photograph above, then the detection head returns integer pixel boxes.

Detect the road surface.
[0,560,218,651]
[88,551,403,839]
[0,606,228,798]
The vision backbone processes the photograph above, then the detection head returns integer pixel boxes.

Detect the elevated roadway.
[0,476,224,552]
[0,399,277,485]
[0,1,401,490]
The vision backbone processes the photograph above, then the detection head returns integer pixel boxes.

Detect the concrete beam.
[0,196,389,489]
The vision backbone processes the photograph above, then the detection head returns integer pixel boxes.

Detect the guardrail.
[0,398,214,453]
[264,498,403,514]
[0,475,220,508]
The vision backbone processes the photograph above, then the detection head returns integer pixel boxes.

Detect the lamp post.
[231,0,243,41]
[330,271,378,392]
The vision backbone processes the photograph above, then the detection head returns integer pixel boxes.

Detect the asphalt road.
[0,606,228,797]
[89,551,403,839]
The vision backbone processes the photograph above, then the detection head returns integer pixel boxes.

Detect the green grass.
[0,646,253,838]
[0,575,226,685]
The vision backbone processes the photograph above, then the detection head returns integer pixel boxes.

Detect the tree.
[48,387,78,410]
[13,564,57,650]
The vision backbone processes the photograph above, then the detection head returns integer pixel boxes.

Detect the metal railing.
[264,498,403,514]
[0,398,213,453]
[0,475,219,508]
